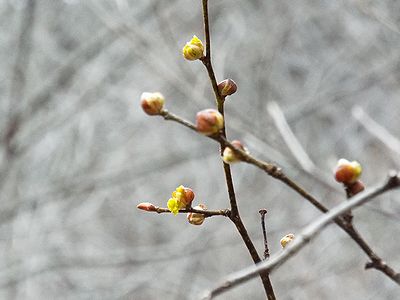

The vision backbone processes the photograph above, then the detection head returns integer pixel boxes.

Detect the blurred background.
[1,0,399,299]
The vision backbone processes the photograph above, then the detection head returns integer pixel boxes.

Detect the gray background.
[1,0,399,299]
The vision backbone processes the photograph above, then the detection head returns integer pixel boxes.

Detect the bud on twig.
[137,202,157,212]
[222,140,248,164]
[218,79,237,97]
[168,185,195,215]
[182,35,204,61]
[334,159,362,185]
[196,109,224,136]
[280,233,295,248]
[187,204,207,225]
[347,180,365,197]
[140,92,165,115]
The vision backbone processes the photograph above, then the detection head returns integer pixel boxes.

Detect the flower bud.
[137,202,157,212]
[218,79,237,97]
[347,180,365,197]
[187,204,207,225]
[222,140,248,164]
[182,35,204,61]
[168,185,195,215]
[334,159,362,185]
[196,109,224,136]
[140,92,165,115]
[280,233,295,248]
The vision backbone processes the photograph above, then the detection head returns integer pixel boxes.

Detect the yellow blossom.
[167,185,195,215]
[167,198,181,215]
[182,35,204,61]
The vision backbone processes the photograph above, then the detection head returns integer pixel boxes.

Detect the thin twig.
[259,209,270,260]
[151,206,230,218]
[158,109,400,283]
[199,1,275,299]
[202,172,400,299]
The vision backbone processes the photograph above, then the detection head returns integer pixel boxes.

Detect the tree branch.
[152,206,230,218]
[158,109,400,283]
[202,172,400,299]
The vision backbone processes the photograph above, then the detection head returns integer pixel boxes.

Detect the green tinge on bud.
[137,202,157,212]
[196,109,224,136]
[182,35,204,61]
[334,158,362,185]
[222,140,248,164]
[140,92,165,115]
[218,79,237,97]
[187,204,207,226]
[280,233,295,248]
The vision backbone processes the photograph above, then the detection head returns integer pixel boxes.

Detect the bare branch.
[202,172,400,299]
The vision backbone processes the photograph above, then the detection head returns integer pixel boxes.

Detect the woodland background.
[0,0,399,299]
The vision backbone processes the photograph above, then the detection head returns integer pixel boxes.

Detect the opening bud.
[222,140,249,164]
[218,79,237,97]
[280,233,295,248]
[140,92,165,115]
[137,202,157,212]
[182,35,204,61]
[187,204,207,225]
[196,109,224,136]
[347,180,365,197]
[334,159,362,185]
[168,185,195,215]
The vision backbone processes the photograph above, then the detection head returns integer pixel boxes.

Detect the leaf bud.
[218,79,237,97]
[187,204,207,225]
[137,202,157,212]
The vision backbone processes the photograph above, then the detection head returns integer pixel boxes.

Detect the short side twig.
[259,209,270,260]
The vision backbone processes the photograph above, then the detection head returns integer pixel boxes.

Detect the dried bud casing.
[347,180,365,197]
[218,79,237,97]
[140,92,165,115]
[187,204,207,225]
[196,109,224,136]
[280,233,295,248]
[222,140,248,164]
[182,35,204,61]
[334,159,362,185]
[137,202,157,212]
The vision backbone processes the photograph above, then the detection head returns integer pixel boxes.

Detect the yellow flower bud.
[167,185,195,215]
[196,109,224,136]
[334,159,362,185]
[280,233,295,248]
[222,140,248,164]
[182,35,204,61]
[187,204,207,225]
[140,92,165,115]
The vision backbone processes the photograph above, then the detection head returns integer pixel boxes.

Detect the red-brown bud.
[347,180,365,197]
[140,92,165,115]
[218,79,237,97]
[137,202,157,212]
[196,109,224,136]
[182,187,195,207]
[334,159,362,185]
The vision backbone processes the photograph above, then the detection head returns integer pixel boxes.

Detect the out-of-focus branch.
[267,101,315,173]
[202,172,400,299]
[352,106,400,156]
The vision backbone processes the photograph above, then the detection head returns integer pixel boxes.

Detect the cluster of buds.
[196,109,224,136]
[182,35,204,61]
[140,92,165,115]
[222,140,249,164]
[280,233,295,248]
[334,158,365,197]
[167,185,195,215]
